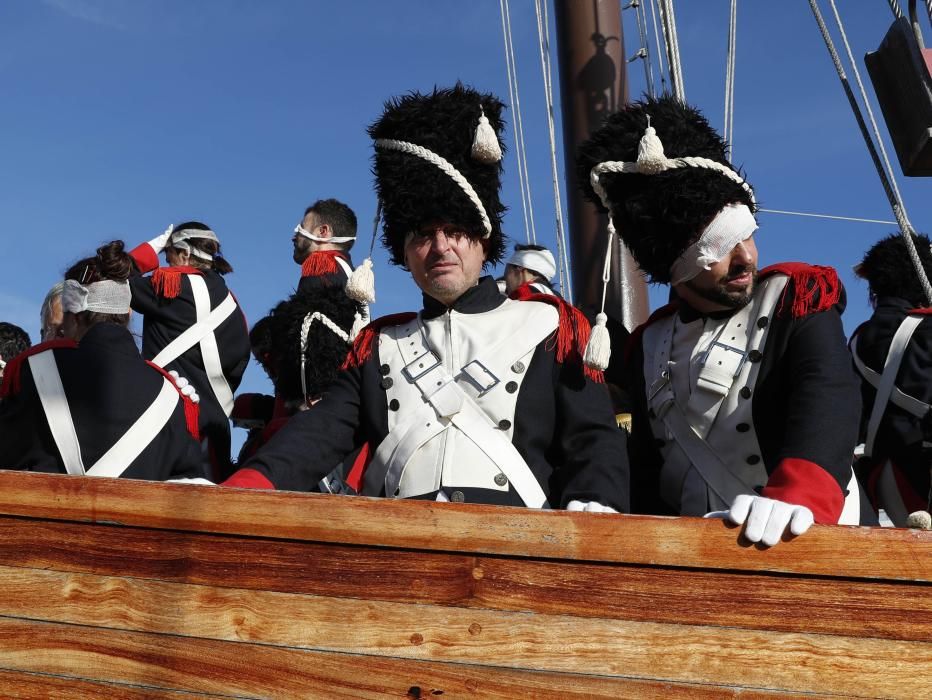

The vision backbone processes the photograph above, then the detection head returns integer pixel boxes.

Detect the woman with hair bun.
[129,222,250,480]
[0,240,206,481]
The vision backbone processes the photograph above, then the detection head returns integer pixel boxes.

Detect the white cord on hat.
[374,138,492,237]
[299,311,351,401]
[62,279,132,315]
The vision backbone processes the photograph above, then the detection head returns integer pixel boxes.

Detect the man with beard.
[224,85,629,513]
[577,95,873,546]
[293,198,358,294]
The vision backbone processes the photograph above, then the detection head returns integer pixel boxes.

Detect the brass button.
[451,490,465,503]
[381,377,394,390]
[511,361,526,374]
[498,419,512,430]
[389,399,400,411]
[494,473,508,487]
[380,364,390,375]
[736,423,750,433]
[748,350,763,363]
[746,455,761,465]
[505,381,518,393]
[740,387,752,399]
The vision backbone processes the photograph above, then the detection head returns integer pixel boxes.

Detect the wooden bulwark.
[0,471,929,698]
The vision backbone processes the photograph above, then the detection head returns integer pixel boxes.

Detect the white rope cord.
[808,0,932,304]
[499,0,536,244]
[888,0,903,18]
[723,0,737,156]
[627,1,656,99]
[374,138,492,237]
[758,208,897,225]
[646,0,669,96]
[926,0,932,24]
[299,311,351,400]
[590,156,755,207]
[534,0,573,303]
[658,0,686,101]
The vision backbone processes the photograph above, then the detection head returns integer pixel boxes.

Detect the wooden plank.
[0,470,928,581]
[0,668,229,699]
[0,618,804,699]
[1,517,929,643]
[1,565,929,697]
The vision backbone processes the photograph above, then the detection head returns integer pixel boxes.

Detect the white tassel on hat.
[471,107,502,164]
[583,218,617,371]
[636,115,668,175]
[346,257,376,303]
[349,309,368,341]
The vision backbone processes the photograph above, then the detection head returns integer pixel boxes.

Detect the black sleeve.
[0,372,58,472]
[241,363,364,491]
[552,362,631,513]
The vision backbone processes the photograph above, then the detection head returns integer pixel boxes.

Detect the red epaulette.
[341,312,418,369]
[511,288,603,383]
[145,362,200,441]
[760,262,842,318]
[151,266,202,299]
[907,307,932,315]
[301,250,348,278]
[624,303,677,366]
[0,339,78,398]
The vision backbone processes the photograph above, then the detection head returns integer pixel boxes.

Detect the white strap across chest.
[370,309,554,507]
[29,351,180,477]
[150,274,236,416]
[857,314,925,457]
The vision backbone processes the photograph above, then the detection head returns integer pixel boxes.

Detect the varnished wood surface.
[0,669,227,699]
[0,470,928,581]
[1,517,930,643]
[0,618,807,699]
[0,565,928,697]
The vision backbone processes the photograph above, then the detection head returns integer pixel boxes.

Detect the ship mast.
[555,0,648,330]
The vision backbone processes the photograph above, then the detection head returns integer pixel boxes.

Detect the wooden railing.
[0,470,928,698]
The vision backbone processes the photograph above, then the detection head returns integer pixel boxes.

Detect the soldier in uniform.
[294,198,358,293]
[0,240,205,481]
[577,95,873,545]
[850,232,932,527]
[225,85,629,513]
[129,221,250,480]
[504,243,559,297]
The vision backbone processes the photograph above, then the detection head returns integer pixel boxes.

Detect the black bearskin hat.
[576,95,756,284]
[369,84,507,267]
[856,232,932,306]
[268,287,363,404]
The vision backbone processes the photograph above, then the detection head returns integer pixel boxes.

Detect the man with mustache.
[224,85,629,513]
[577,96,875,546]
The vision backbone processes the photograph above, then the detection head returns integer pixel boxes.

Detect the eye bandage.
[669,203,758,286]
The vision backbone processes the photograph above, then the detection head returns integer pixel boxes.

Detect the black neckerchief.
[421,276,505,319]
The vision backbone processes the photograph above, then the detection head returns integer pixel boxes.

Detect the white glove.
[566,500,619,514]
[147,224,174,255]
[168,370,200,404]
[725,494,814,547]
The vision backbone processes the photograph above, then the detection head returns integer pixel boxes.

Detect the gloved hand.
[566,500,618,514]
[168,370,200,404]
[723,494,814,547]
[147,224,174,255]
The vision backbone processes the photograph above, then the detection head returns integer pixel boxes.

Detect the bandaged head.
[62,279,132,315]
[171,226,219,262]
[507,247,557,281]
[669,203,758,285]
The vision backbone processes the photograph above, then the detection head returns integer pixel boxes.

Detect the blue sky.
[2,1,929,415]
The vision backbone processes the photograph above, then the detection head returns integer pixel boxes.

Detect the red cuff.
[130,242,160,273]
[760,458,845,524]
[221,468,275,490]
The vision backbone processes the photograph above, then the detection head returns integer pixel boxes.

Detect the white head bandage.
[669,203,758,286]
[294,224,356,244]
[62,278,132,314]
[171,227,219,262]
[507,248,557,281]
[374,138,492,237]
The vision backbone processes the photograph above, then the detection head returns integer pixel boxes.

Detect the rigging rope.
[625,1,656,99]
[499,0,537,244]
[533,0,573,302]
[657,0,686,100]
[723,0,737,156]
[646,0,669,96]
[808,0,932,304]
[758,209,897,226]
[887,0,904,19]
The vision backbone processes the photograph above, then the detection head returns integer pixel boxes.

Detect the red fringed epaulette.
[341,312,418,369]
[151,266,202,299]
[907,307,932,315]
[512,291,603,383]
[760,263,842,318]
[0,339,78,398]
[624,303,678,366]
[146,362,200,441]
[301,250,347,278]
